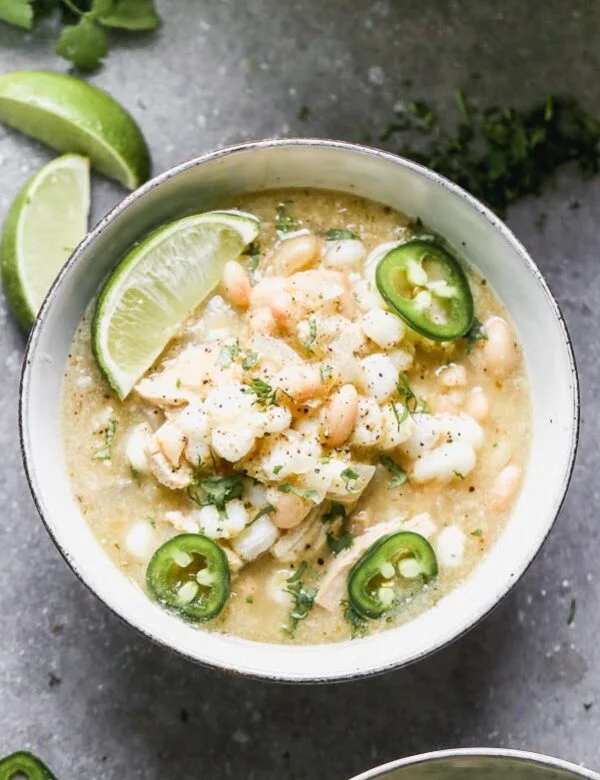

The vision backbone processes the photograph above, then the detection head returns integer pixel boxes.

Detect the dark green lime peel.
[381,92,600,216]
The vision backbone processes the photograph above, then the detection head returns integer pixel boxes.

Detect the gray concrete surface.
[0,1,599,778]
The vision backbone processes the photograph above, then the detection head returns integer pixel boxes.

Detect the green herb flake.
[243,377,279,406]
[93,417,118,460]
[217,343,241,368]
[245,594,255,604]
[250,504,275,524]
[175,377,182,389]
[322,502,353,554]
[340,467,360,493]
[470,528,483,537]
[242,351,259,370]
[319,364,333,383]
[283,561,315,635]
[324,228,359,241]
[567,597,577,626]
[297,104,311,121]
[277,483,319,502]
[391,401,409,431]
[453,470,466,480]
[303,317,317,352]
[397,372,418,415]
[341,599,368,638]
[275,201,301,233]
[188,473,245,518]
[273,464,283,475]
[465,317,488,353]
[379,455,408,489]
[146,516,156,528]
[55,15,108,71]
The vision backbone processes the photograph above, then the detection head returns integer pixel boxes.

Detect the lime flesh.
[93,211,260,398]
[1,153,90,330]
[0,70,150,189]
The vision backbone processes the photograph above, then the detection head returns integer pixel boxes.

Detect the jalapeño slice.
[375,239,474,340]
[146,534,231,622]
[347,531,438,619]
[0,751,57,780]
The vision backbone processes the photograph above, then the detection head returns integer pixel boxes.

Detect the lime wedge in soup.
[93,210,260,399]
[0,70,150,189]
[1,153,90,330]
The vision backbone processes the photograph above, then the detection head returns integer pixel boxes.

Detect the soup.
[62,188,530,644]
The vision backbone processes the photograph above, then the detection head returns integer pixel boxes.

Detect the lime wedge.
[0,70,150,189]
[1,153,90,330]
[93,210,260,398]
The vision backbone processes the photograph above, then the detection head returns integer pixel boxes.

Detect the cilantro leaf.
[341,599,368,638]
[0,0,34,29]
[379,455,407,489]
[188,473,245,518]
[324,228,359,241]
[340,467,360,492]
[275,202,301,233]
[302,317,317,353]
[465,317,488,353]
[243,377,278,406]
[250,504,275,524]
[397,372,418,415]
[93,417,118,460]
[283,561,315,635]
[97,0,159,29]
[278,483,319,503]
[56,15,108,70]
[322,502,353,554]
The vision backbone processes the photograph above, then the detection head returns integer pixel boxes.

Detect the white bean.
[321,384,359,448]
[271,234,320,274]
[266,488,313,529]
[488,464,521,512]
[221,261,251,308]
[465,386,489,422]
[274,364,321,401]
[482,316,517,378]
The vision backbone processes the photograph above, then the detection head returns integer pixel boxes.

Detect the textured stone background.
[1,2,599,778]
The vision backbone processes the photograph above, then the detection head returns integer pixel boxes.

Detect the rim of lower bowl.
[19,138,580,682]
[349,748,600,780]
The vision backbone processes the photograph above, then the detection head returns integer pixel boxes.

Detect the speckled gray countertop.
[1,2,599,778]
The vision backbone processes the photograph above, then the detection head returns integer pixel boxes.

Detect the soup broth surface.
[62,188,530,644]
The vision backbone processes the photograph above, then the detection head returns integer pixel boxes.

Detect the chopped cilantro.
[250,504,275,524]
[275,202,301,233]
[379,455,408,489]
[243,377,279,406]
[302,317,317,352]
[282,561,315,635]
[567,597,577,626]
[341,599,368,638]
[322,502,353,554]
[324,228,359,241]
[146,516,156,528]
[319,364,333,383]
[278,483,319,502]
[470,528,483,537]
[188,473,245,518]
[453,470,465,480]
[93,417,118,460]
[397,372,418,415]
[55,15,108,71]
[245,594,255,604]
[242,351,259,370]
[175,377,182,389]
[273,464,283,475]
[391,401,408,430]
[217,343,241,368]
[340,467,360,492]
[465,317,488,353]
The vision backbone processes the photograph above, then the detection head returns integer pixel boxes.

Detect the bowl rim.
[349,748,600,780]
[19,137,580,682]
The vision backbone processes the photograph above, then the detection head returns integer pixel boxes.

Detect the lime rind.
[93,210,260,398]
[0,70,150,189]
[1,153,90,330]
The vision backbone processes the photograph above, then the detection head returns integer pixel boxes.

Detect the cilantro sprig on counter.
[0,0,160,71]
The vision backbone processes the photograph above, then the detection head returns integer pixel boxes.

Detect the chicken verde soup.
[62,188,530,644]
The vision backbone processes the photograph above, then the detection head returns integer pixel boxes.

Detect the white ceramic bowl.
[20,139,579,682]
[349,749,599,780]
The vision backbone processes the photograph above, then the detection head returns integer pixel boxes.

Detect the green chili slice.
[375,239,474,340]
[0,752,57,780]
[347,531,438,619]
[146,533,230,622]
